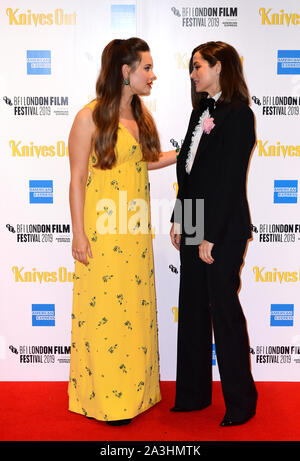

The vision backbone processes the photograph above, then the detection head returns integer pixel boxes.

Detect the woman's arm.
[68,107,94,265]
[147,149,177,170]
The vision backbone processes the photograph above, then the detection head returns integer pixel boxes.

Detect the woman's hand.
[198,240,214,264]
[72,232,93,265]
[170,222,181,250]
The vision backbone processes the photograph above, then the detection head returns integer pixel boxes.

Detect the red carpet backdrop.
[1,0,300,386]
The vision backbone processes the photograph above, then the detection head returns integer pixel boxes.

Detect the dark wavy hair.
[189,41,250,110]
[92,37,161,169]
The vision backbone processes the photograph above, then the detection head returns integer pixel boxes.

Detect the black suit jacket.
[171,99,256,244]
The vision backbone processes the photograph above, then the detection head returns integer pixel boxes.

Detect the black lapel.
[190,102,232,173]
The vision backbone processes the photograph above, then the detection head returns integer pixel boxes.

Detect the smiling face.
[190,51,221,96]
[123,51,156,96]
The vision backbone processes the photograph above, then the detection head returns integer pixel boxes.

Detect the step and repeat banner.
[1,0,300,381]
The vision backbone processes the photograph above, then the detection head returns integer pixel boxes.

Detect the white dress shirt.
[185,91,221,174]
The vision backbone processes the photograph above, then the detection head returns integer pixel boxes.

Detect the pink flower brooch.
[203,117,215,134]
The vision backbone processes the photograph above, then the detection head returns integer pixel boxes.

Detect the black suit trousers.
[175,239,257,420]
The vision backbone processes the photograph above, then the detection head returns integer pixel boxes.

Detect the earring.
[124,77,130,86]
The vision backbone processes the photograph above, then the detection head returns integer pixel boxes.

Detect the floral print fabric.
[68,100,161,421]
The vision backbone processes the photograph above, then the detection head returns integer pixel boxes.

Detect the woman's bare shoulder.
[72,105,96,136]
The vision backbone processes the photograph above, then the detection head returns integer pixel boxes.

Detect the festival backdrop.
[1,0,300,381]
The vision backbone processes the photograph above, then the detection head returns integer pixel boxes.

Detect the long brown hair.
[189,41,250,110]
[92,37,161,169]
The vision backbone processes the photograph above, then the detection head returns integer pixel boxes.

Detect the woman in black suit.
[170,41,257,426]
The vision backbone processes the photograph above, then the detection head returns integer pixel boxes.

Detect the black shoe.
[170,402,211,412]
[220,413,255,427]
[106,418,132,426]
[170,407,194,412]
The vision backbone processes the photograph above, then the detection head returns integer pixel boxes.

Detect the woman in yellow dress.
[68,38,176,426]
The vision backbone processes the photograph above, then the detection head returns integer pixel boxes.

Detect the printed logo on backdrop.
[172,306,178,322]
[252,266,300,283]
[251,223,300,244]
[143,99,156,113]
[274,180,298,203]
[3,96,69,116]
[9,140,69,157]
[259,8,300,26]
[11,266,75,283]
[252,95,300,116]
[169,264,178,274]
[32,304,55,326]
[255,140,300,158]
[9,345,70,364]
[6,8,76,26]
[277,50,300,75]
[111,4,136,35]
[212,344,216,366]
[6,223,71,244]
[171,6,238,28]
[270,304,294,327]
[254,345,300,365]
[27,50,51,75]
[29,180,53,204]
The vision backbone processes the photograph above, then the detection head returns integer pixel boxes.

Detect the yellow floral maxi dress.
[68,101,161,421]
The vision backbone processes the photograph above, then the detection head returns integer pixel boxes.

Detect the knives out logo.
[175,52,189,69]
[253,266,299,283]
[6,8,76,26]
[9,140,69,158]
[143,99,156,113]
[172,307,178,322]
[256,140,300,158]
[173,182,178,196]
[12,266,74,283]
[259,8,300,26]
